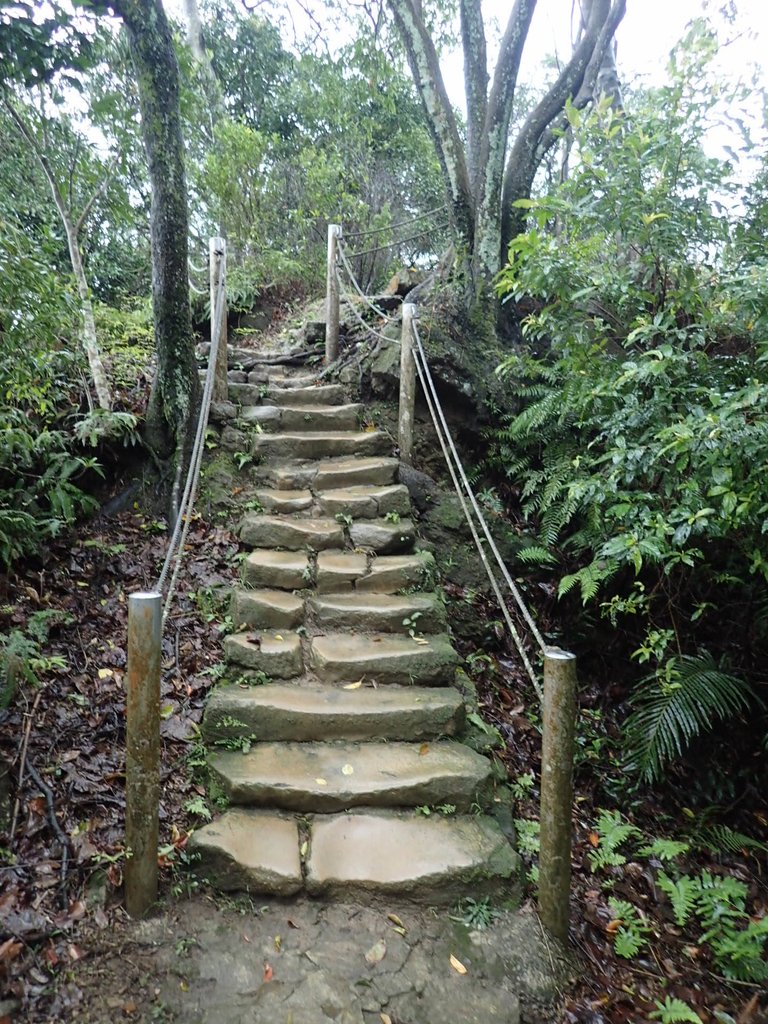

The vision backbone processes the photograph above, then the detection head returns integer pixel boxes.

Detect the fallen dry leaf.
[387,913,405,929]
[274,935,282,952]
[342,678,364,690]
[341,764,354,775]
[450,954,467,975]
[365,939,387,965]
[263,962,274,982]
[419,743,430,756]
[315,778,328,786]
[380,1015,393,1024]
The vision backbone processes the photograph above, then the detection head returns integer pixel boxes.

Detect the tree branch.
[459,0,487,188]
[386,0,474,244]
[74,152,119,236]
[500,0,626,251]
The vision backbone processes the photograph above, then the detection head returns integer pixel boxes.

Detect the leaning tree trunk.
[112,0,199,503]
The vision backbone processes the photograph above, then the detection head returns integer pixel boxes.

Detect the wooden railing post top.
[544,647,576,662]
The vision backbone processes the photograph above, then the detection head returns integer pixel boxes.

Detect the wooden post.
[209,236,228,403]
[538,647,577,945]
[399,302,417,463]
[125,591,162,918]
[325,223,341,364]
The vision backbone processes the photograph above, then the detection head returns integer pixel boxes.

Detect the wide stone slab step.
[268,374,318,389]
[349,517,416,554]
[202,682,464,743]
[208,740,492,812]
[231,588,304,630]
[310,632,458,685]
[224,631,303,679]
[315,550,435,594]
[306,812,521,903]
[239,514,344,550]
[263,457,399,491]
[254,488,313,514]
[241,549,309,589]
[243,403,362,432]
[308,593,446,634]
[227,382,265,405]
[266,383,346,406]
[252,431,390,460]
[188,809,302,895]
[316,484,410,520]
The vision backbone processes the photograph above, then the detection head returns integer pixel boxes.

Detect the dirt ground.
[46,894,566,1024]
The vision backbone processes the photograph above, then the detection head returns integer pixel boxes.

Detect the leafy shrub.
[492,23,768,780]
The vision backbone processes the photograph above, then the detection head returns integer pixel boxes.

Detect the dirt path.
[59,895,565,1024]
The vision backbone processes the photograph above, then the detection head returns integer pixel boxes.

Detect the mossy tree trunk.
[108,0,199,509]
[387,0,626,327]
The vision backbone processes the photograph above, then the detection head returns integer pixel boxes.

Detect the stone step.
[239,514,344,550]
[241,549,309,589]
[189,809,520,904]
[316,550,435,594]
[202,682,464,744]
[316,484,411,520]
[308,593,445,634]
[224,631,303,679]
[268,374,318,389]
[263,456,399,491]
[208,740,492,812]
[254,489,313,514]
[242,403,362,432]
[306,812,520,903]
[231,588,304,630]
[227,382,265,405]
[349,517,416,553]
[188,809,302,895]
[266,384,346,406]
[253,431,390,460]
[310,632,458,685]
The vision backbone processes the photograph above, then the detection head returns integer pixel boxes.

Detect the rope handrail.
[336,238,392,319]
[155,267,226,622]
[410,319,542,698]
[343,204,448,241]
[411,319,548,656]
[345,222,451,261]
[335,267,397,343]
[188,257,207,276]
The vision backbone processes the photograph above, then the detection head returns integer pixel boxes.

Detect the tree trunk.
[112,0,199,471]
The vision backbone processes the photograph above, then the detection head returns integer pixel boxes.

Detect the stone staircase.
[190,363,520,903]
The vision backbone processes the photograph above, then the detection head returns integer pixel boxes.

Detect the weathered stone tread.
[310,631,458,684]
[316,484,410,520]
[202,682,464,743]
[230,588,304,630]
[224,631,303,679]
[309,593,445,634]
[349,517,416,554]
[188,809,302,895]
[253,431,390,460]
[209,740,491,811]
[306,812,520,902]
[239,514,343,550]
[241,549,308,589]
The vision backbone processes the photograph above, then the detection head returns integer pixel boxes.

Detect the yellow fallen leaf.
[343,679,364,690]
[419,743,430,756]
[274,634,284,641]
[391,926,406,937]
[450,954,467,975]
[387,913,405,928]
[274,935,282,952]
[412,637,429,645]
[300,840,308,858]
[380,1015,393,1024]
[341,764,354,775]
[98,668,113,680]
[315,778,328,786]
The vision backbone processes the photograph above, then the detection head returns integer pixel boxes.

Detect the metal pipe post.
[399,302,417,463]
[125,591,162,918]
[325,224,341,364]
[538,647,577,945]
[210,236,228,403]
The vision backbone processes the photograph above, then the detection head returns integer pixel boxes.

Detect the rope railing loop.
[155,244,228,623]
[345,222,452,261]
[343,203,448,241]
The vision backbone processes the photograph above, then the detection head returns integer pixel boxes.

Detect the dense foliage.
[492,24,768,781]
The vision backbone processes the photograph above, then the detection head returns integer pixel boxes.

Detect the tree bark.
[109,0,199,472]
[386,0,626,322]
[3,97,113,411]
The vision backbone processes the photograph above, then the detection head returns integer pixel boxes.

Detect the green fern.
[623,652,754,782]
[637,838,690,862]
[516,545,557,566]
[588,809,642,871]
[649,996,703,1024]
[695,825,768,856]
[657,871,699,927]
[607,897,650,957]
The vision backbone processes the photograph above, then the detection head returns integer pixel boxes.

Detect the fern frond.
[695,825,768,856]
[657,871,698,927]
[516,545,558,566]
[624,653,754,782]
